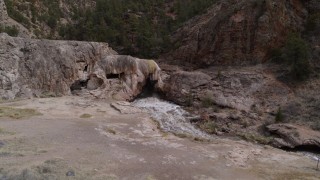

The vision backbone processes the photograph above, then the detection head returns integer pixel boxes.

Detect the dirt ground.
[0,96,319,180]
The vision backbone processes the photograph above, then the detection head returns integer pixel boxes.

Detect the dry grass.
[80,114,92,118]
[0,127,15,135]
[0,107,42,119]
[199,121,217,134]
[238,133,272,145]
[104,128,116,135]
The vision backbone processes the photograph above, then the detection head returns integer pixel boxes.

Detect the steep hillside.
[2,0,218,58]
[0,0,30,37]
[163,0,310,66]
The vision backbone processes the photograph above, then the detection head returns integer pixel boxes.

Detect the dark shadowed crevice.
[84,65,88,72]
[107,73,124,79]
[135,77,158,100]
[70,80,88,92]
[282,145,320,155]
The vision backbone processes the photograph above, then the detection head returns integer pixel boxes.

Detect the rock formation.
[163,0,307,66]
[160,63,320,137]
[92,55,162,100]
[0,33,162,101]
[267,123,320,149]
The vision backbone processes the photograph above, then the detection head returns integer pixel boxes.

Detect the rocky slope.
[157,0,320,149]
[0,0,30,38]
[0,33,162,101]
[163,0,307,66]
[159,63,320,149]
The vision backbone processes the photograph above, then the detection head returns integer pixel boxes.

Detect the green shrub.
[270,48,284,63]
[199,121,216,134]
[306,13,320,32]
[184,93,193,106]
[0,25,19,37]
[312,121,320,131]
[4,0,30,28]
[275,107,284,123]
[282,35,312,81]
[201,91,215,108]
[80,114,92,118]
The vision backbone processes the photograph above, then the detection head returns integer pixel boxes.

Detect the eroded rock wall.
[0,33,116,99]
[0,33,163,101]
[164,0,307,66]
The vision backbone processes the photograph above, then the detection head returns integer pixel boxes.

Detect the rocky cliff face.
[0,33,115,99]
[163,0,307,66]
[0,33,162,100]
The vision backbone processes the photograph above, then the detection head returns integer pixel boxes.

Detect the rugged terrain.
[158,0,320,149]
[0,97,319,179]
[0,0,320,179]
[163,0,311,66]
[0,33,161,101]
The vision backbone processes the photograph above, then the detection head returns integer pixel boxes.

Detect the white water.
[133,97,212,139]
[299,152,320,164]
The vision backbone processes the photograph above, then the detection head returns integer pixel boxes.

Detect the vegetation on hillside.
[4,0,218,58]
[271,34,312,81]
[0,25,19,36]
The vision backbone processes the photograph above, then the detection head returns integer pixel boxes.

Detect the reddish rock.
[163,0,307,66]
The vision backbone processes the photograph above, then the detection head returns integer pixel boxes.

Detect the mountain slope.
[163,0,308,66]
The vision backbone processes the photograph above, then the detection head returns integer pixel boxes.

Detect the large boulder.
[161,71,212,106]
[267,123,320,149]
[163,0,307,66]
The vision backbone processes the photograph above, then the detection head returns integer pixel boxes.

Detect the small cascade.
[133,97,212,140]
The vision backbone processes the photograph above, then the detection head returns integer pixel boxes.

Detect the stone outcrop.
[0,33,162,100]
[162,71,212,106]
[267,123,320,149]
[163,0,307,66]
[91,55,162,100]
[160,64,296,135]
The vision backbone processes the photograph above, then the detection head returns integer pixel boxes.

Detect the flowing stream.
[133,97,320,163]
[133,97,212,140]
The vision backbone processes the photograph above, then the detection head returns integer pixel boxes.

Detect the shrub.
[312,120,320,131]
[199,121,216,134]
[282,34,312,81]
[4,0,30,28]
[80,114,92,118]
[270,48,284,63]
[0,25,19,37]
[201,91,214,108]
[275,107,284,123]
[306,13,320,32]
